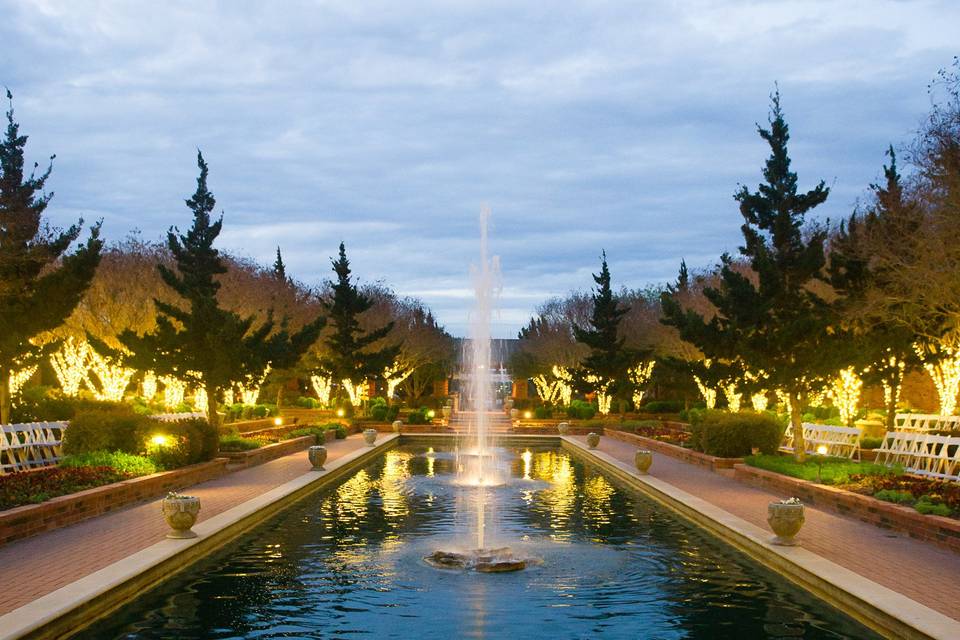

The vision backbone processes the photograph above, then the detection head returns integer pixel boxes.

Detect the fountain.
[425,207,528,573]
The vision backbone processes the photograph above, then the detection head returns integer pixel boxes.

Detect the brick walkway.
[0,435,367,616]
[580,435,960,621]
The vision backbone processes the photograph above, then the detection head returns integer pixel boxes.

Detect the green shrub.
[874,489,914,504]
[219,434,263,452]
[334,424,347,439]
[62,406,152,456]
[61,450,158,476]
[566,400,596,420]
[286,425,328,444]
[534,405,552,419]
[640,400,683,413]
[860,436,884,450]
[407,408,428,425]
[688,410,783,458]
[915,495,952,517]
[512,398,533,410]
[295,396,320,409]
[370,401,400,422]
[12,387,125,423]
[146,418,218,469]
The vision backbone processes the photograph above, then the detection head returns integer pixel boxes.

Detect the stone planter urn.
[162,493,201,539]
[363,428,378,446]
[634,450,653,474]
[308,445,327,470]
[767,498,805,546]
[392,420,403,433]
[557,422,570,435]
[586,432,600,449]
[510,408,519,419]
[442,406,452,419]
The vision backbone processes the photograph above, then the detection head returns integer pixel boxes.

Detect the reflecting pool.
[75,445,880,639]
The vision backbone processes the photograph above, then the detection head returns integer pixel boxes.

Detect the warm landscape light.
[816,445,828,456]
[523,410,532,419]
[336,408,345,417]
[427,409,436,419]
[274,417,283,426]
[151,434,170,447]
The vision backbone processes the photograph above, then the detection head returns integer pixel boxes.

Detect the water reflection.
[76,445,880,640]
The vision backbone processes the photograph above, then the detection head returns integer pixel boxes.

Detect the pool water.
[75,445,880,639]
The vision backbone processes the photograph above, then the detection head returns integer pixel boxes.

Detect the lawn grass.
[745,454,899,485]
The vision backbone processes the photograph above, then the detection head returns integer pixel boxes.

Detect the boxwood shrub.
[688,410,783,458]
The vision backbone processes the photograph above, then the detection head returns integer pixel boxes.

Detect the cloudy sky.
[2,1,957,337]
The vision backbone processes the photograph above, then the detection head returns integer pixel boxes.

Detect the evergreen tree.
[116,152,323,427]
[0,91,103,423]
[829,147,920,429]
[573,253,636,411]
[662,92,833,460]
[273,246,286,281]
[319,242,400,402]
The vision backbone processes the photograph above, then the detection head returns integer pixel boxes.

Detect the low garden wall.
[0,458,230,547]
[606,429,742,472]
[733,464,960,553]
[512,425,599,436]
[219,435,316,469]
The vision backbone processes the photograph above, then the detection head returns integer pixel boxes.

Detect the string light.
[723,383,742,412]
[310,375,332,406]
[161,376,186,408]
[629,361,656,407]
[552,366,573,406]
[342,378,368,407]
[693,375,717,409]
[585,375,612,414]
[237,366,270,406]
[383,364,413,399]
[915,343,960,416]
[828,367,863,426]
[86,348,134,402]
[193,386,207,411]
[777,389,792,416]
[141,371,157,401]
[9,365,37,398]
[50,337,92,396]
[750,392,769,412]
[223,388,234,406]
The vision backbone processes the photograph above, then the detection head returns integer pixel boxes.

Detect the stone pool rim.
[1,432,956,640]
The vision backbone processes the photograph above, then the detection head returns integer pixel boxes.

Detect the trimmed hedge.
[62,406,152,456]
[688,410,783,458]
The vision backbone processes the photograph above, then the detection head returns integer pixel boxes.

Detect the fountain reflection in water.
[426,207,528,573]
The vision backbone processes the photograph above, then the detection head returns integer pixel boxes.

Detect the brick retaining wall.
[0,458,230,547]
[733,464,960,553]
[606,429,742,472]
[219,436,315,470]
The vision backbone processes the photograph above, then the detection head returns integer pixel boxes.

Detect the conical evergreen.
[662,91,834,459]
[573,252,637,409]
[319,242,400,400]
[117,152,323,428]
[273,246,287,281]
[0,91,103,423]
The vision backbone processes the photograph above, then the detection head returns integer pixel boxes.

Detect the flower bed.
[0,458,229,547]
[0,466,131,511]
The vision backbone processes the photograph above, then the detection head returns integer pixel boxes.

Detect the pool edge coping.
[560,436,960,640]
[0,434,400,640]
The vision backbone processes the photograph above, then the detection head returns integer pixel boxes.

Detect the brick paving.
[581,434,960,621]
[0,435,367,616]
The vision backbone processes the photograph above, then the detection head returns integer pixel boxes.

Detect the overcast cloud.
[2,1,957,336]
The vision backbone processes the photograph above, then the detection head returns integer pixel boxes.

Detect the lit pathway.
[576,434,960,622]
[0,435,368,616]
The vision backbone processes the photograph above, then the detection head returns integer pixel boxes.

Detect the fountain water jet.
[425,207,528,573]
